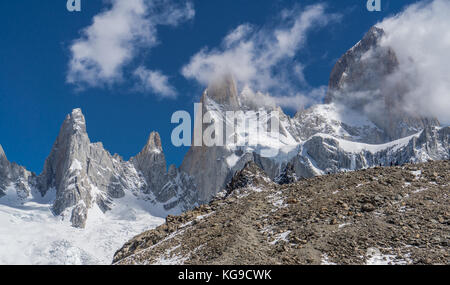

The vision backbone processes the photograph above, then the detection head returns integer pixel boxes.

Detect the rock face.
[113,160,450,265]
[130,132,168,200]
[38,109,101,220]
[180,74,246,203]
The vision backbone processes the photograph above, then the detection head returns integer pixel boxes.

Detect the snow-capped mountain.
[179,76,448,202]
[0,110,196,264]
[0,25,448,264]
[325,26,440,142]
[1,108,196,229]
[179,26,449,202]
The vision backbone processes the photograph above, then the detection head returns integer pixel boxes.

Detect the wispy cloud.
[133,67,176,98]
[181,4,340,110]
[67,0,194,98]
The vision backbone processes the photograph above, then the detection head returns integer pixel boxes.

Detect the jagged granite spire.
[37,108,147,227]
[131,132,168,200]
[38,109,90,194]
[144,131,163,152]
[37,108,94,227]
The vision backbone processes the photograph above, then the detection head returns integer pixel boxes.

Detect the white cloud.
[378,0,450,124]
[134,66,176,98]
[67,0,194,97]
[223,24,254,48]
[181,4,339,110]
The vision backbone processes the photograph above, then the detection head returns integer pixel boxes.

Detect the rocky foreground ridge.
[114,160,450,265]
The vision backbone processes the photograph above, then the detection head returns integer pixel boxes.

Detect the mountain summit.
[130,131,167,199]
[203,73,240,111]
[325,26,439,141]
[326,26,394,104]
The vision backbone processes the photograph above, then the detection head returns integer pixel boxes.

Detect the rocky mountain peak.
[144,131,163,153]
[362,26,385,46]
[131,131,168,198]
[167,164,177,178]
[322,25,441,142]
[37,108,94,226]
[62,108,87,134]
[325,26,395,104]
[202,73,240,110]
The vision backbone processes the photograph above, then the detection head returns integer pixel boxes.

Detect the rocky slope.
[114,160,450,265]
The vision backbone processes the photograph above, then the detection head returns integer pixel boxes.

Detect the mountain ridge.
[0,25,448,231]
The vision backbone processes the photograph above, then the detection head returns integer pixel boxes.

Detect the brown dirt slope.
[113,161,450,265]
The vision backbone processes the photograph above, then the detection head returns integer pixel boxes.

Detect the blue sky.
[0,0,424,173]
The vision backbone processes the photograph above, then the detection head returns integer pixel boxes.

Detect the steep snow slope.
[0,184,164,264]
